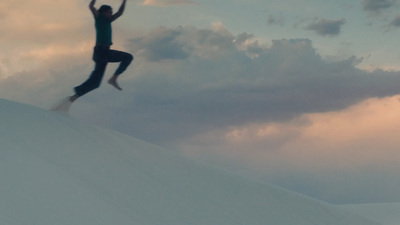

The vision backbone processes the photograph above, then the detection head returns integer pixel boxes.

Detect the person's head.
[99,5,113,19]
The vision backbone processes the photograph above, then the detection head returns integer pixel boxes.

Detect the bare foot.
[108,76,122,91]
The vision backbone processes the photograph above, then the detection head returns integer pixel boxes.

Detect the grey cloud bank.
[117,26,400,143]
[362,0,397,13]
[305,18,346,36]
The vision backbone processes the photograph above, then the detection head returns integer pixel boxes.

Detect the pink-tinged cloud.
[0,0,95,77]
[143,0,194,6]
[180,95,400,171]
[284,96,400,169]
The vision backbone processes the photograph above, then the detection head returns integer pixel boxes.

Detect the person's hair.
[99,5,112,14]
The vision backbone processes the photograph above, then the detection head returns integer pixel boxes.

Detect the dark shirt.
[95,14,112,46]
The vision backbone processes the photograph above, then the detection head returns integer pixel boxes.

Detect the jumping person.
[69,0,133,103]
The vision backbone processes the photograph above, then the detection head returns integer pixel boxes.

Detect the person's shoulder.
[95,14,103,20]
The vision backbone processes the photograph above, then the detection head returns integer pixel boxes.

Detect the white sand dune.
[0,98,381,225]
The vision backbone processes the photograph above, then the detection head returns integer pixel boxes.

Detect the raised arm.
[89,0,99,18]
[111,0,127,21]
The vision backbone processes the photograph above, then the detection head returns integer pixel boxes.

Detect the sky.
[2,0,400,204]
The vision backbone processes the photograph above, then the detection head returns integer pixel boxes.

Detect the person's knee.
[93,81,101,90]
[126,54,133,63]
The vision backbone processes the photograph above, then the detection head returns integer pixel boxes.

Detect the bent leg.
[107,50,133,90]
[108,50,133,76]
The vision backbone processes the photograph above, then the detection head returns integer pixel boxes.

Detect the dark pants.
[74,45,133,97]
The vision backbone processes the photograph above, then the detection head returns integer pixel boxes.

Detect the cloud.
[129,25,242,62]
[129,26,193,61]
[267,14,285,26]
[0,0,92,77]
[179,95,400,203]
[143,0,194,6]
[390,14,400,26]
[0,53,91,107]
[0,0,87,41]
[362,0,397,13]
[305,18,346,37]
[180,95,400,168]
[108,26,400,146]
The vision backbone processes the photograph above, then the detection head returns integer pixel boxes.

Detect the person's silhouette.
[69,0,133,103]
